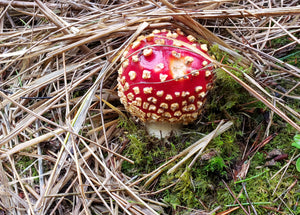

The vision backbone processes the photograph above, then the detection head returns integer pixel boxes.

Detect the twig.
[241,182,258,215]
[222,179,250,215]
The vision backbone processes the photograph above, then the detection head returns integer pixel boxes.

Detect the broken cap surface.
[118,28,214,125]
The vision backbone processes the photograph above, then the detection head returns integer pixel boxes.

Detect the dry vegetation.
[0,0,299,214]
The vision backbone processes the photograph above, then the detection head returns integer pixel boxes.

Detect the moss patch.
[120,44,300,214]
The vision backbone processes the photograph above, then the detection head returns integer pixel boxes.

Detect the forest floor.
[0,0,299,214]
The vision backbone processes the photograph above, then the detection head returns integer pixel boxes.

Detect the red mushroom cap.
[118,28,214,124]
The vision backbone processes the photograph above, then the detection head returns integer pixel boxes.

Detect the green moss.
[120,118,182,174]
[126,134,152,165]
[204,156,227,175]
[119,43,300,213]
[15,155,39,183]
[121,114,299,214]
[215,171,299,214]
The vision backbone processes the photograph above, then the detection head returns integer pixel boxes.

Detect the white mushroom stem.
[145,122,182,139]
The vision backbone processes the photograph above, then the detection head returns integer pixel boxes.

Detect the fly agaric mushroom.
[117,28,214,138]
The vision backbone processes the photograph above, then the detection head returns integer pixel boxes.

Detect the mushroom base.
[145,121,182,138]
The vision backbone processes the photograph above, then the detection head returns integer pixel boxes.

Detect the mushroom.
[117,28,214,138]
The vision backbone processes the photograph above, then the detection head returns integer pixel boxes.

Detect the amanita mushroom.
[117,28,214,138]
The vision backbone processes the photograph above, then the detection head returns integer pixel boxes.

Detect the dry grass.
[0,0,299,214]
